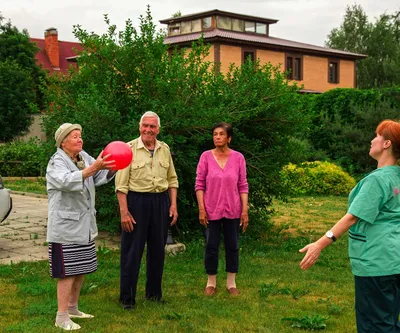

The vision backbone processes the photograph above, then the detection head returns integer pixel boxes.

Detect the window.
[232,19,244,32]
[180,21,191,34]
[242,48,256,64]
[217,16,232,30]
[202,17,212,29]
[286,54,302,80]
[245,21,255,33]
[169,25,180,35]
[328,60,339,83]
[294,58,301,80]
[256,23,267,34]
[286,57,293,79]
[191,19,201,32]
[244,52,255,62]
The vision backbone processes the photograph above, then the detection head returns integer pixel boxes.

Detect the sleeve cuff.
[115,187,128,194]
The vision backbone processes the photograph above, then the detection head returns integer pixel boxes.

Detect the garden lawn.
[0,196,355,332]
[3,178,47,195]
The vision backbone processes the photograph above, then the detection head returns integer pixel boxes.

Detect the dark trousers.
[119,191,170,305]
[355,275,400,333]
[205,218,240,275]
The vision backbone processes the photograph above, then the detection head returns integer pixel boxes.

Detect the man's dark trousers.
[120,191,170,305]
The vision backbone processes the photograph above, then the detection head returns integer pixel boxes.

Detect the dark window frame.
[242,47,256,64]
[286,53,303,81]
[328,58,340,84]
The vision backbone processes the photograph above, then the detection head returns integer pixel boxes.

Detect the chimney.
[44,28,59,69]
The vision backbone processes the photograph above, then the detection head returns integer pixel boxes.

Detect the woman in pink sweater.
[195,122,249,296]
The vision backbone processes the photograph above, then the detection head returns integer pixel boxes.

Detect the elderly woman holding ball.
[46,123,120,331]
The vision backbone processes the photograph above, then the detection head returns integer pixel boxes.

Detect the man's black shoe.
[146,296,166,304]
[120,300,135,310]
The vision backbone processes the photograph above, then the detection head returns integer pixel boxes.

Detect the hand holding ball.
[103,141,133,170]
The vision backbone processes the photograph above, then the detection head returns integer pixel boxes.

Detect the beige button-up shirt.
[115,137,178,194]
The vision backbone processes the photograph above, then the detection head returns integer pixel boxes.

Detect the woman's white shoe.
[55,319,81,330]
[69,311,94,319]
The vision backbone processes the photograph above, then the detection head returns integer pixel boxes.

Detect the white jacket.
[46,148,114,244]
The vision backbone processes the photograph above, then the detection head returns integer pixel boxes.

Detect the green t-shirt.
[348,165,400,277]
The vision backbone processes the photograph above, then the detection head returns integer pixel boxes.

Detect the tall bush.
[310,87,400,174]
[43,7,310,238]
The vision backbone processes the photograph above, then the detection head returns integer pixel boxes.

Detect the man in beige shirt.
[115,111,178,309]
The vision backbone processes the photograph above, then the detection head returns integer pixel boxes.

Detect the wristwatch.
[325,230,337,242]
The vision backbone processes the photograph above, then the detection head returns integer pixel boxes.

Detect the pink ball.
[103,141,133,170]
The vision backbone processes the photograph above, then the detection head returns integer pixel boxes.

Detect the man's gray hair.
[140,111,161,127]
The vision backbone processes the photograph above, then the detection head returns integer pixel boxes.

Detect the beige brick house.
[160,10,366,93]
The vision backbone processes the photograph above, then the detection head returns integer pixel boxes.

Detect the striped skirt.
[48,241,97,278]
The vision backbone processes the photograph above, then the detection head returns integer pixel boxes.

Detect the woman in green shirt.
[299,120,400,333]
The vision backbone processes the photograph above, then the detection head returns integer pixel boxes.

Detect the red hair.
[376,120,400,158]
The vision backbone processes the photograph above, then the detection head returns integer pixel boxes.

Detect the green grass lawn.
[3,178,47,195]
[0,196,354,332]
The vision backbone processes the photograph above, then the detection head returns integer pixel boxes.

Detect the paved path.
[0,193,120,265]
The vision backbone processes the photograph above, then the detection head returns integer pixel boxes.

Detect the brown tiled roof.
[164,29,366,60]
[160,9,278,25]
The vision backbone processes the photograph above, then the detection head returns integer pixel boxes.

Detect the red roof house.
[30,28,82,74]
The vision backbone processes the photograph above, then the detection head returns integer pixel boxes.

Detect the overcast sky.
[2,0,399,47]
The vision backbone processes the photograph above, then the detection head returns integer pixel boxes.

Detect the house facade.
[160,10,366,93]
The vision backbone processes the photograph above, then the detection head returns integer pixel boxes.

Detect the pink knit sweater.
[195,150,248,220]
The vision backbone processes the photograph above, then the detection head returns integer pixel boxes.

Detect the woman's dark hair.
[212,122,233,138]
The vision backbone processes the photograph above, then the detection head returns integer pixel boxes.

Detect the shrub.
[0,139,47,176]
[309,87,400,174]
[280,161,356,196]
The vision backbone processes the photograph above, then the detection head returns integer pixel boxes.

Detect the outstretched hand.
[299,242,323,270]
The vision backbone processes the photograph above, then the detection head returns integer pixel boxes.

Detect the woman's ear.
[384,140,392,149]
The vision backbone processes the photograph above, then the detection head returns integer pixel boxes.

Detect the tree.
[326,5,400,88]
[171,11,182,18]
[308,87,400,174]
[0,15,46,111]
[0,15,46,141]
[43,6,310,238]
[325,4,371,54]
[0,60,37,141]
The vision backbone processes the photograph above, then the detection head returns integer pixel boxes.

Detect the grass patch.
[0,196,356,332]
[3,178,47,195]
[271,196,348,235]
